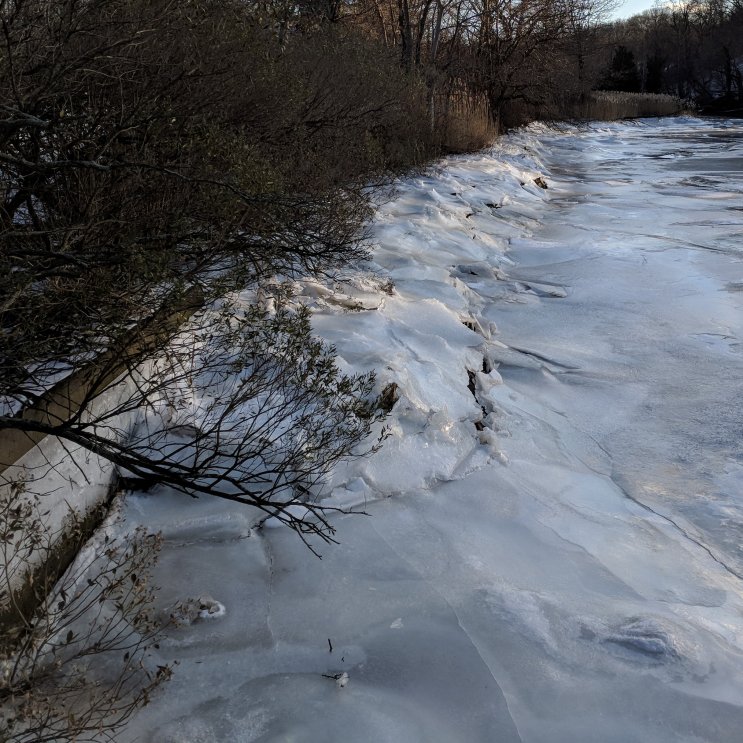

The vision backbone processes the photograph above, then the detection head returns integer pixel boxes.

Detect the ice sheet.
[117,117,743,743]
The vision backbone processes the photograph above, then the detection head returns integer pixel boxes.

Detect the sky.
[611,0,660,19]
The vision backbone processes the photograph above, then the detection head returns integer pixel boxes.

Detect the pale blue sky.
[611,0,660,19]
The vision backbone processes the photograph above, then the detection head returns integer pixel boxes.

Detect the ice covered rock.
[169,595,226,625]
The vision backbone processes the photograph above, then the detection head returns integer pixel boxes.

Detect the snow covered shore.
[120,117,743,742]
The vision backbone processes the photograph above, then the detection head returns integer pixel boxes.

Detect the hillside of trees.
[597,0,743,113]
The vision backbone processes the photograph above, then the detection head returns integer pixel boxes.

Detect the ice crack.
[368,518,525,743]
[259,530,277,647]
[609,472,743,584]
[580,431,743,584]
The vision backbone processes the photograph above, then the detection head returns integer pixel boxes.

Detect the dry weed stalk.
[0,491,169,743]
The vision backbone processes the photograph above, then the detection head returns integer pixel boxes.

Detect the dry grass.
[432,88,683,151]
[577,91,686,120]
[438,88,498,153]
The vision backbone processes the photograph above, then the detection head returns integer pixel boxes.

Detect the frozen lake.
[120,118,743,743]
[499,118,743,578]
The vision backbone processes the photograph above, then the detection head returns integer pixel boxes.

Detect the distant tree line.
[348,0,621,129]
[596,0,743,112]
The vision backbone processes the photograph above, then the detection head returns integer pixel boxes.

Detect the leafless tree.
[597,0,743,106]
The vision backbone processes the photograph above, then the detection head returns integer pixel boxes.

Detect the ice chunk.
[169,595,226,625]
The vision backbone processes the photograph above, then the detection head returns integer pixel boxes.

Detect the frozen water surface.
[120,118,743,742]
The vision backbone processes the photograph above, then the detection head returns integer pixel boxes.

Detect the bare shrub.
[0,493,168,743]
[5,291,385,551]
[0,0,400,555]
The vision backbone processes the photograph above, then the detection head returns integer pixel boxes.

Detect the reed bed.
[578,91,686,120]
[438,88,498,152]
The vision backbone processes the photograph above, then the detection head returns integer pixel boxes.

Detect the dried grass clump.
[438,89,498,153]
[580,91,686,120]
